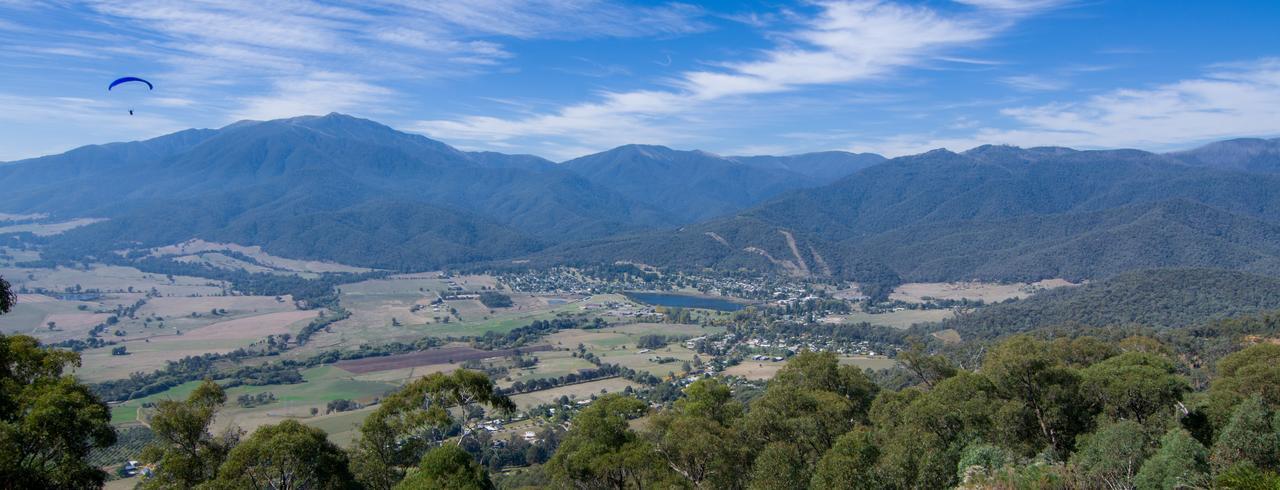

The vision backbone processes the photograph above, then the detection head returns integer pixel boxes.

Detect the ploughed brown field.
[335,344,556,374]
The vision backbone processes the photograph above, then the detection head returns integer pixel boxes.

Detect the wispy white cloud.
[849,58,1280,155]
[952,0,1066,14]
[1000,74,1066,91]
[230,72,393,121]
[0,93,185,160]
[43,0,710,126]
[375,0,709,40]
[415,0,1058,154]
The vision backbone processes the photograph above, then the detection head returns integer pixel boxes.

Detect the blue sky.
[1,0,1277,161]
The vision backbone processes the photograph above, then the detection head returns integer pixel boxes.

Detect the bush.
[478,291,513,308]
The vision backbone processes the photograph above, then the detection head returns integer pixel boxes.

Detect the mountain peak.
[962,144,1078,163]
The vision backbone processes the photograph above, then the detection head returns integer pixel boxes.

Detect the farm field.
[0,286,300,352]
[823,309,955,329]
[334,344,554,374]
[722,360,786,380]
[110,366,398,437]
[307,273,585,351]
[303,405,379,446]
[76,306,318,382]
[211,365,397,435]
[604,322,723,338]
[0,264,226,297]
[509,377,637,409]
[108,379,207,424]
[0,295,107,340]
[595,345,700,377]
[500,349,596,389]
[413,296,589,339]
[889,279,1076,304]
[350,362,464,383]
[545,326,711,377]
[0,246,41,265]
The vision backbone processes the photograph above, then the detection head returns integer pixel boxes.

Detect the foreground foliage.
[0,277,117,488]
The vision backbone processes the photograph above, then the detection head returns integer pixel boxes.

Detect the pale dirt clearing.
[723,362,783,380]
[0,217,105,236]
[0,212,46,221]
[151,239,370,274]
[44,312,112,330]
[890,279,1076,303]
[140,295,293,317]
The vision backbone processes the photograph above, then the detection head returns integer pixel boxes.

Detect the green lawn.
[109,380,207,424]
[412,302,583,338]
[108,366,397,426]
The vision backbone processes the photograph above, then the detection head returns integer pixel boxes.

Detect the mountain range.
[537,139,1280,295]
[0,114,874,270]
[2,114,1278,289]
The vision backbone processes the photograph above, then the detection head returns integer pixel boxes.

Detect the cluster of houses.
[497,267,820,303]
[580,299,656,318]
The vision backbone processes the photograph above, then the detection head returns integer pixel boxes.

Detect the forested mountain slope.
[549,145,1280,289]
[728,151,885,181]
[1169,137,1280,173]
[1,114,671,269]
[561,144,820,222]
[5,115,1279,278]
[939,269,1280,339]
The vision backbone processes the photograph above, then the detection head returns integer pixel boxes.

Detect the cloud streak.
[850,58,1280,155]
[416,0,1057,155]
[71,0,710,122]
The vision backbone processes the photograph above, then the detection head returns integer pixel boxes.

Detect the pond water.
[623,291,746,311]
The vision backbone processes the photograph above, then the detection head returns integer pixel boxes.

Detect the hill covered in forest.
[938,269,1280,339]
[546,143,1280,291]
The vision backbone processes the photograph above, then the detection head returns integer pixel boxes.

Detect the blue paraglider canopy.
[108,77,153,91]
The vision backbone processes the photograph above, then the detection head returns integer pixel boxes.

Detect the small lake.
[624,291,746,311]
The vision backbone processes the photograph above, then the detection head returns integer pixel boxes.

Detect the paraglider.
[108,77,152,115]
